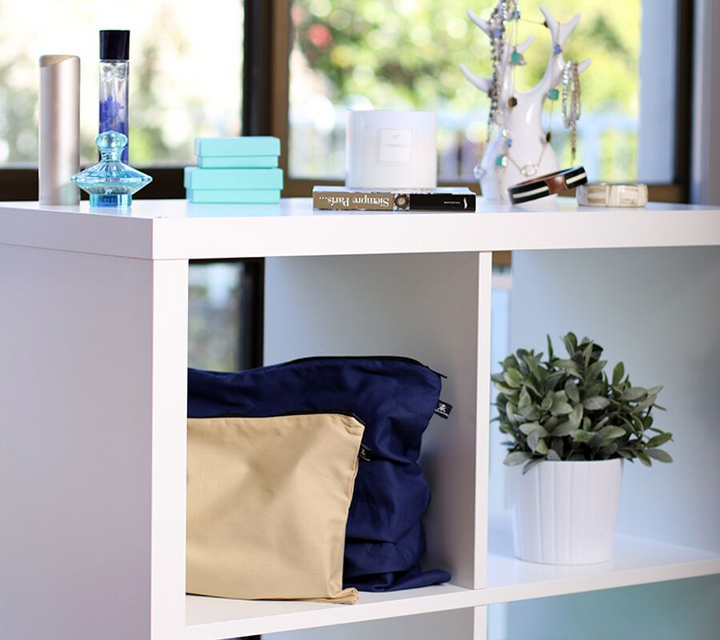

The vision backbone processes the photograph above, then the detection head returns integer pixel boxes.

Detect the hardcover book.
[312,186,476,212]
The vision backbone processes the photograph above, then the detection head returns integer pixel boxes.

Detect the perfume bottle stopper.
[71,131,152,208]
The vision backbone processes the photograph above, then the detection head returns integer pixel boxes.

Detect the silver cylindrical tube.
[39,55,80,205]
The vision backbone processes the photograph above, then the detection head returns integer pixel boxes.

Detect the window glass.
[0,0,243,166]
[289,0,675,184]
[189,262,243,372]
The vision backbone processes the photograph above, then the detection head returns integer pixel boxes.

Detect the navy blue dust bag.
[188,356,452,592]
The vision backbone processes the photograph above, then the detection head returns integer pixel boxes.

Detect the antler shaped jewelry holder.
[461,2,591,202]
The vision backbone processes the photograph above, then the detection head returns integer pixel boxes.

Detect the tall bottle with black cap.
[99,30,130,162]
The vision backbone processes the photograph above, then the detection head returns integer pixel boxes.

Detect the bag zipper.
[281,355,447,379]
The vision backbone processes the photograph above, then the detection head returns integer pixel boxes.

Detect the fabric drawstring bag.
[186,412,364,603]
[188,356,452,591]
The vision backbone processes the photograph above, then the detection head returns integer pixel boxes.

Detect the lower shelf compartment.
[486,515,720,604]
[185,584,478,640]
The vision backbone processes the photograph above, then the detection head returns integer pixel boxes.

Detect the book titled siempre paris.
[312,186,476,212]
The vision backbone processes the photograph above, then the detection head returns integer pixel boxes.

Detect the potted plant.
[493,332,673,565]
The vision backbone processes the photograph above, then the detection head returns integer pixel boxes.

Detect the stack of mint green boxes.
[185,136,283,204]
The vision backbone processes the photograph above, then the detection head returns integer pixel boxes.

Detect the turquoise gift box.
[197,156,279,169]
[186,136,283,204]
[184,167,284,191]
[186,189,281,204]
[194,136,281,157]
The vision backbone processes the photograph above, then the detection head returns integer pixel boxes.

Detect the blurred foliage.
[293,0,640,116]
[291,0,643,180]
[0,0,242,166]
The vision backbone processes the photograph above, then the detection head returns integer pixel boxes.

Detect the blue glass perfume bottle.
[71,131,152,208]
[99,30,130,163]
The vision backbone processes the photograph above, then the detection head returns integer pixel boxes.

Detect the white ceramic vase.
[512,459,623,565]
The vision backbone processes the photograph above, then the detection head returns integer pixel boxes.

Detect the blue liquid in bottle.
[99,31,130,163]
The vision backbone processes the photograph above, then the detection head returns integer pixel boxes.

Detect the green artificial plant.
[493,332,673,473]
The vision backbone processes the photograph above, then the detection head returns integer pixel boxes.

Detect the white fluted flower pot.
[512,459,623,565]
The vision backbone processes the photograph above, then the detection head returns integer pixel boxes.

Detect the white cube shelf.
[1,198,719,640]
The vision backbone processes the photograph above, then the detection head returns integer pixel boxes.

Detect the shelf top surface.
[2,197,720,260]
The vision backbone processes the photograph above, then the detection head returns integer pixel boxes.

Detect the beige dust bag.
[187,413,364,603]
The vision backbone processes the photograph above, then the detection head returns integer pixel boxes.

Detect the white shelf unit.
[1,198,719,640]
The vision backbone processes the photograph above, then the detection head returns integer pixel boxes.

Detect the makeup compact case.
[186,412,363,603]
[188,356,452,592]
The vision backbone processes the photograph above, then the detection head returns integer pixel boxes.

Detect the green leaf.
[612,361,625,386]
[518,387,532,409]
[523,354,546,381]
[583,396,611,411]
[586,359,607,382]
[535,438,549,455]
[516,405,542,421]
[594,415,611,430]
[620,415,638,433]
[597,426,626,441]
[523,378,543,397]
[555,358,581,375]
[502,354,519,370]
[570,429,594,443]
[568,452,587,461]
[636,450,652,467]
[543,371,565,393]
[635,394,658,413]
[551,398,574,416]
[522,457,545,475]
[520,422,547,437]
[546,334,554,360]
[540,392,553,412]
[503,368,524,388]
[516,356,530,377]
[564,380,580,404]
[504,451,532,466]
[646,448,673,463]
[585,382,604,398]
[527,431,539,451]
[492,382,517,395]
[583,341,594,370]
[568,403,584,428]
[561,332,578,356]
[621,387,647,401]
[546,449,561,461]
[552,420,575,436]
[646,432,673,448]
[506,403,518,425]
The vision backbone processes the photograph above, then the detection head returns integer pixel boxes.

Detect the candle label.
[378,128,413,163]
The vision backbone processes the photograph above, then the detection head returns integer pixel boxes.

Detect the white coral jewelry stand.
[462,5,590,201]
[1,197,720,640]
